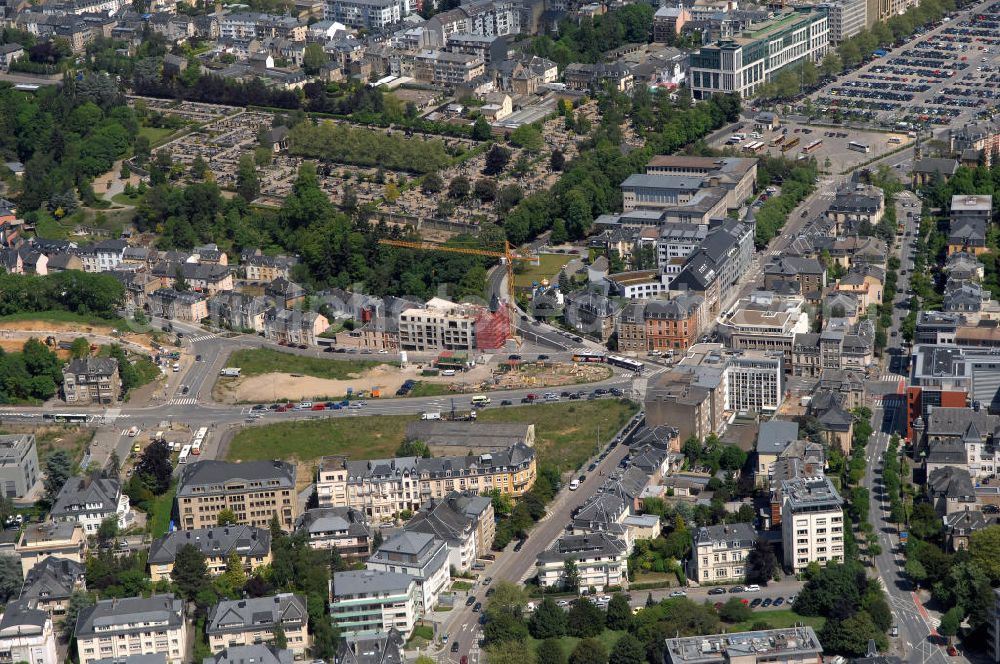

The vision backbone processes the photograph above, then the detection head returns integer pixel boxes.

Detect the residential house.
[176,461,299,531]
[333,629,403,664]
[206,594,308,656]
[76,240,126,273]
[75,595,188,664]
[204,645,293,664]
[20,557,86,621]
[148,526,272,582]
[50,477,131,534]
[242,252,297,282]
[928,466,977,516]
[754,420,800,487]
[616,302,647,352]
[911,158,959,188]
[690,523,758,584]
[535,533,628,591]
[295,507,372,561]
[824,181,885,234]
[564,290,618,342]
[0,599,58,664]
[763,256,826,297]
[148,288,208,322]
[781,476,844,573]
[62,357,120,405]
[15,522,86,577]
[402,493,494,572]
[329,571,419,639]
[263,308,329,346]
[948,195,992,256]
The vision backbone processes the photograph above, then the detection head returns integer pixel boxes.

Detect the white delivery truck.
[421,411,442,420]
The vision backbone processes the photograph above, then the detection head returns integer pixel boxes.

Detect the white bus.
[178,445,192,464]
[191,440,202,456]
[847,141,871,153]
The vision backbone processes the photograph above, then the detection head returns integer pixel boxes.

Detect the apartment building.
[242,253,297,283]
[790,319,876,378]
[0,599,58,664]
[330,571,419,639]
[535,533,629,592]
[656,223,708,272]
[763,257,827,296]
[644,294,706,351]
[645,368,724,441]
[950,120,1000,168]
[671,219,754,316]
[664,627,823,664]
[822,0,865,43]
[644,156,758,210]
[617,303,647,352]
[176,461,299,531]
[75,595,188,664]
[62,357,120,405]
[397,298,481,351]
[323,0,404,29]
[151,262,233,295]
[411,50,485,85]
[0,434,39,499]
[206,645,292,664]
[403,493,495,572]
[16,522,87,577]
[218,13,305,41]
[781,476,844,573]
[689,8,829,99]
[295,507,372,561]
[825,181,885,234]
[719,291,810,361]
[315,444,536,520]
[690,523,758,584]
[148,289,208,323]
[76,240,126,273]
[148,526,272,582]
[725,351,785,415]
[365,532,450,613]
[50,477,132,534]
[206,594,308,656]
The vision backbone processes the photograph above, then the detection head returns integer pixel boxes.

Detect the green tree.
[606,593,632,630]
[550,149,565,171]
[236,153,259,201]
[719,597,753,623]
[173,265,189,292]
[538,638,567,664]
[745,540,778,585]
[69,336,91,359]
[63,590,95,638]
[938,606,963,643]
[567,598,605,638]
[222,551,247,590]
[483,145,512,176]
[570,638,608,664]
[449,175,471,199]
[820,612,887,657]
[171,543,210,601]
[905,558,927,587]
[510,124,544,153]
[190,155,209,180]
[96,516,118,545]
[609,634,644,664]
[563,558,580,592]
[472,116,492,141]
[969,524,1000,582]
[273,624,288,650]
[43,450,73,505]
[530,597,568,639]
[484,488,513,517]
[487,639,536,664]
[217,508,237,526]
[422,172,444,194]
[302,43,328,74]
[0,555,21,603]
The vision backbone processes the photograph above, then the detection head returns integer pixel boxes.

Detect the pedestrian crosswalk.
[878,373,908,382]
[187,334,216,343]
[169,397,197,405]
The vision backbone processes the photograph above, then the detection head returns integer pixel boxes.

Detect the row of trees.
[752,156,820,248]
[0,271,124,319]
[0,338,66,404]
[528,5,656,67]
[794,560,891,655]
[287,121,458,174]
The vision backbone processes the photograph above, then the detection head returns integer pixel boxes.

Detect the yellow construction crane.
[378,238,538,344]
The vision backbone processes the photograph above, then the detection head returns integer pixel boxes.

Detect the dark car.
[578,475,586,484]
[508,354,522,360]
[708,587,727,595]
[473,602,482,612]
[773,597,784,607]
[761,598,772,608]
[513,538,527,552]
[268,404,281,410]
[500,400,512,406]
[521,397,533,403]
[466,596,476,606]
[537,354,549,360]
[610,387,623,396]
[195,354,202,361]
[729,586,745,594]
[569,392,580,400]
[587,463,597,472]
[451,642,460,653]
[595,388,609,395]
[485,588,495,598]
[181,386,189,395]
[750,598,762,608]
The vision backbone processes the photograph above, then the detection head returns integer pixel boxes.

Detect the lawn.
[527,629,625,658]
[406,382,453,398]
[138,126,180,147]
[451,580,474,591]
[227,400,639,473]
[147,484,177,538]
[406,624,434,648]
[0,425,94,469]
[513,254,569,289]
[112,192,145,206]
[0,310,131,330]
[727,610,826,633]
[225,348,392,380]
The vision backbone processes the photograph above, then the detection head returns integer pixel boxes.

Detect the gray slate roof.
[21,557,85,603]
[76,594,184,638]
[148,525,271,565]
[177,460,295,497]
[205,645,293,664]
[206,594,307,635]
[756,420,800,455]
[332,570,414,597]
[51,477,121,520]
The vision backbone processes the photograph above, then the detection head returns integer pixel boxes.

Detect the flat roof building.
[663,627,823,664]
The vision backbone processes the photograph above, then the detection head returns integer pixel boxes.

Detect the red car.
[526,393,538,401]
[276,405,290,412]
[947,647,958,657]
[311,404,326,411]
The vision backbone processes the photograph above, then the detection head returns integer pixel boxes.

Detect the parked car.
[750,598,762,608]
[745,584,761,592]
[708,587,727,595]
[466,596,476,606]
[729,586,745,594]
[473,602,482,612]
[669,591,687,598]
[451,643,460,653]
[761,598,772,608]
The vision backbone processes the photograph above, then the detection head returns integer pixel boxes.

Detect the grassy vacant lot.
[0,310,131,330]
[0,425,94,468]
[227,400,638,473]
[406,382,453,398]
[528,629,625,658]
[138,126,179,146]
[728,609,825,632]
[226,348,391,380]
[147,484,176,538]
[513,254,568,288]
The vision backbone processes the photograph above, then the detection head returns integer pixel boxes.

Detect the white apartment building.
[822,0,865,43]
[77,240,126,273]
[398,297,480,352]
[365,532,450,614]
[724,351,785,414]
[535,533,629,592]
[781,476,845,574]
[411,51,486,86]
[689,8,829,99]
[330,571,419,639]
[324,0,405,29]
[75,595,188,664]
[691,523,758,584]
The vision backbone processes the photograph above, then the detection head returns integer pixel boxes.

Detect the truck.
[219,368,242,377]
[421,411,442,420]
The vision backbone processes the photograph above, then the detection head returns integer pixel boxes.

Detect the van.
[745,584,761,592]
[471,395,491,407]
[569,479,580,491]
[172,363,180,372]
[296,401,313,410]
[421,411,442,420]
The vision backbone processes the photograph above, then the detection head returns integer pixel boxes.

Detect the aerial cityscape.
[0,0,997,662]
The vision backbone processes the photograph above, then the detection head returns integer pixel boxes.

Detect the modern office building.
[176,461,299,531]
[689,8,829,99]
[781,476,845,573]
[822,0,865,43]
[323,0,405,29]
[725,351,785,414]
[663,627,824,664]
[0,434,39,499]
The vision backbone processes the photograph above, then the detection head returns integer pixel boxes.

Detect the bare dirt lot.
[214,360,613,403]
[0,320,156,353]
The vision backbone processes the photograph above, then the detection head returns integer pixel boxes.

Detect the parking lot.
[803,0,1000,129]
[712,118,911,172]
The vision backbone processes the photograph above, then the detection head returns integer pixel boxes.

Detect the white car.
[669,591,687,598]
[745,584,761,592]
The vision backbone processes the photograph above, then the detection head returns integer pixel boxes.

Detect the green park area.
[225,348,392,380]
[513,254,569,289]
[227,399,638,472]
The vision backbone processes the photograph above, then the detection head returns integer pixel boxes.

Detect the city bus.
[571,352,606,363]
[769,135,785,147]
[803,139,823,154]
[781,137,800,152]
[607,355,644,374]
[847,141,871,153]
[45,413,90,423]
[178,445,192,464]
[743,141,766,153]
